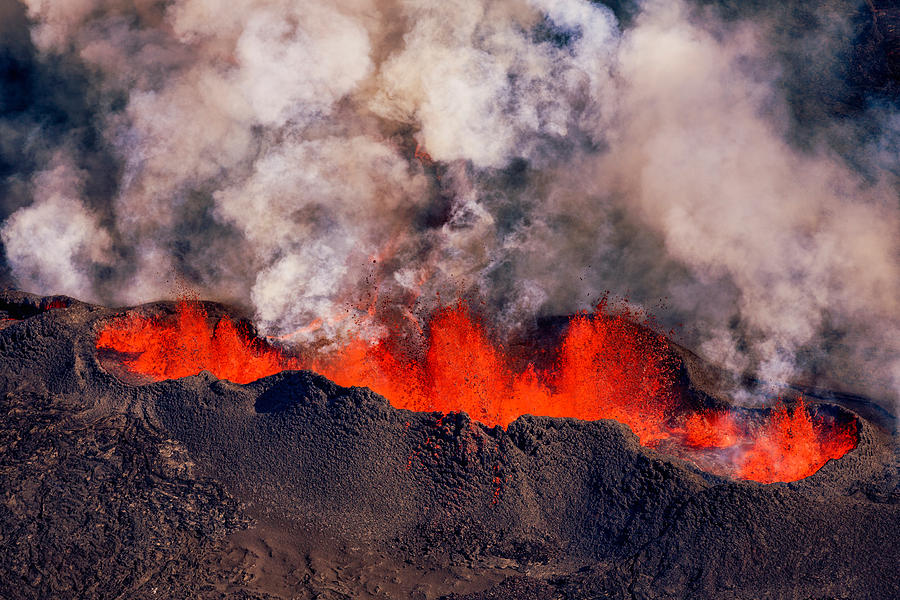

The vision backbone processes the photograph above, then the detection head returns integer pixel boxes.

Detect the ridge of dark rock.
[0,292,897,599]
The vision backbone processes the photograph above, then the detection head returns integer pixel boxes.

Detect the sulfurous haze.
[0,0,898,408]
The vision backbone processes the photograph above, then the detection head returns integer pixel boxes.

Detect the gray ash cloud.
[0,0,898,406]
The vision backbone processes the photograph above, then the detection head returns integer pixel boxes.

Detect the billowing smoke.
[1,0,898,407]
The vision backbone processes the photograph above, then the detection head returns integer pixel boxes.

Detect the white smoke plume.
[1,158,112,299]
[2,0,898,406]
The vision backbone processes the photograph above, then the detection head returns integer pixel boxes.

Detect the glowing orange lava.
[305,303,677,443]
[736,401,858,484]
[682,411,742,449]
[96,301,300,384]
[95,300,858,482]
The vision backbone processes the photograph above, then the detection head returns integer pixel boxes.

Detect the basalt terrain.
[0,291,897,600]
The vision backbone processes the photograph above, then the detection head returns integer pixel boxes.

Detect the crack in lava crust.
[96,300,858,483]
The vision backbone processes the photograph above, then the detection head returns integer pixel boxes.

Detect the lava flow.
[96,300,858,483]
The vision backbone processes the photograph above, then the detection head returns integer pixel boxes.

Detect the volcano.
[1,290,897,599]
[3,0,900,597]
[94,298,859,484]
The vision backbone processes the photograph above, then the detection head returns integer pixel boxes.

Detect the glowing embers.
[95,300,858,483]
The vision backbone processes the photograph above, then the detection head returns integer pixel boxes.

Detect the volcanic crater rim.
[84,297,867,484]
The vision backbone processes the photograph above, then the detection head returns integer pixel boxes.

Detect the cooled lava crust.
[1,291,897,600]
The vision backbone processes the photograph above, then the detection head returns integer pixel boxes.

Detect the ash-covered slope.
[0,292,898,599]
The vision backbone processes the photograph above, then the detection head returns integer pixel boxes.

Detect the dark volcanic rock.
[0,292,897,599]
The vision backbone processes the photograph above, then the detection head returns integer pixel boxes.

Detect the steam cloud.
[1,0,898,407]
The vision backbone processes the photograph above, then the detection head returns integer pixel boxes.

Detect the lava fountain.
[96,300,857,483]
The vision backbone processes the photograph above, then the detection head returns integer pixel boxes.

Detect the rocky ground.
[0,291,897,599]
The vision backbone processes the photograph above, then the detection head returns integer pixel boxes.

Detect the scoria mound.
[0,291,897,600]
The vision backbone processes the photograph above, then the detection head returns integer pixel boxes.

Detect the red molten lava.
[95,300,858,482]
[682,411,742,449]
[41,298,69,310]
[96,301,301,384]
[309,303,676,443]
[735,401,858,484]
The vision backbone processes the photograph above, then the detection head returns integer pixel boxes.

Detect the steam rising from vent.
[1,0,899,407]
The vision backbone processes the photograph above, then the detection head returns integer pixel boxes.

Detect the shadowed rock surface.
[0,291,897,599]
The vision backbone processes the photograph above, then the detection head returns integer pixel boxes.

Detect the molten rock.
[96,299,858,483]
[1,291,897,599]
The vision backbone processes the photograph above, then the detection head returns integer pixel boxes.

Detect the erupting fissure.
[96,300,857,483]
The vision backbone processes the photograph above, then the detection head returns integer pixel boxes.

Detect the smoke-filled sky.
[1,0,898,407]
